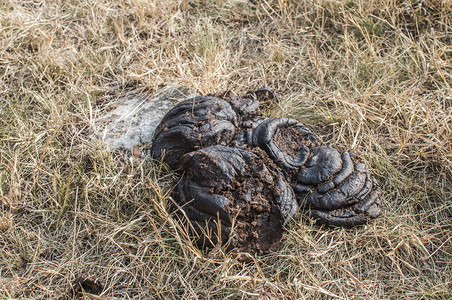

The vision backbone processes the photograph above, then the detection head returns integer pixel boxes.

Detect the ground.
[0,0,451,299]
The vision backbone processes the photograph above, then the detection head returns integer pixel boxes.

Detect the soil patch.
[69,276,104,297]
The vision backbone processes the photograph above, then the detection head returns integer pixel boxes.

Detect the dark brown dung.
[274,127,317,159]
[221,149,284,256]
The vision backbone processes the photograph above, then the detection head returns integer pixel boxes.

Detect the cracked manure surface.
[274,127,317,159]
[221,148,284,255]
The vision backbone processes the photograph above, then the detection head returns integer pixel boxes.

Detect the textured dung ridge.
[151,89,382,254]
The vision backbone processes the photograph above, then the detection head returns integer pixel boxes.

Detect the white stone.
[95,86,196,150]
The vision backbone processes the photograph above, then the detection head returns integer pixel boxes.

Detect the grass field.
[0,0,451,299]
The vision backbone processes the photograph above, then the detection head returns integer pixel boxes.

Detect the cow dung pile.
[151,89,381,255]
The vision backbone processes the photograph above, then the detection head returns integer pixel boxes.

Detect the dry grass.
[1,0,451,299]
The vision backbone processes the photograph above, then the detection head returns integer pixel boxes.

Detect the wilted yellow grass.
[0,0,451,299]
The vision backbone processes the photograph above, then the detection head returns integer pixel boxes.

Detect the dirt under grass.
[0,0,451,299]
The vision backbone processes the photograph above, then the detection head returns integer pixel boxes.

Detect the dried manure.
[151,89,382,255]
[177,146,291,255]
